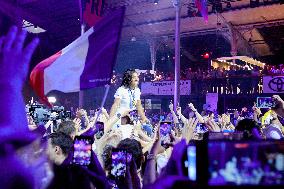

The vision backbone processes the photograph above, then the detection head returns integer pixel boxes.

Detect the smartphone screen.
[111,150,127,178]
[160,121,172,148]
[256,97,275,109]
[95,121,104,139]
[72,136,93,166]
[208,141,284,186]
[187,145,197,181]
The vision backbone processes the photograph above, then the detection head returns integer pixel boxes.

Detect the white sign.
[263,76,284,93]
[141,80,191,95]
[206,93,218,112]
[145,99,152,109]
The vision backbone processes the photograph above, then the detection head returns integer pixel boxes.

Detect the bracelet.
[147,154,155,160]
[116,113,121,119]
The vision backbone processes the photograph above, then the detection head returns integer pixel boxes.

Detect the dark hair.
[235,118,260,139]
[57,121,76,137]
[102,145,114,171]
[48,132,73,156]
[121,115,132,125]
[121,69,137,88]
[117,138,143,169]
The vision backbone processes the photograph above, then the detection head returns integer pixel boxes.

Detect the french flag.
[195,0,208,22]
[30,8,125,105]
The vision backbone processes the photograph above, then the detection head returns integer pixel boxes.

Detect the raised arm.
[169,103,179,124]
[176,107,188,125]
[272,95,284,118]
[109,98,121,118]
[188,103,205,123]
[0,26,39,144]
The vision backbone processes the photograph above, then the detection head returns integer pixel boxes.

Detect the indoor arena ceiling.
[1,0,284,59]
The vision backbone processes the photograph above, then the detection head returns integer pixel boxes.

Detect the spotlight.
[202,52,210,59]
[48,96,56,104]
[154,0,158,5]
[204,53,210,59]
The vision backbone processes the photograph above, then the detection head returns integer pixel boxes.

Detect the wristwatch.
[116,113,121,119]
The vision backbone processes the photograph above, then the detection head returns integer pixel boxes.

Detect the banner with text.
[263,76,284,93]
[141,80,191,96]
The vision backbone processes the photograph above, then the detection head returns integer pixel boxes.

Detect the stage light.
[154,0,158,5]
[48,96,56,104]
[203,52,210,59]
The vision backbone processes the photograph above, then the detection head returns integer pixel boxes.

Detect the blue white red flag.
[30,8,125,105]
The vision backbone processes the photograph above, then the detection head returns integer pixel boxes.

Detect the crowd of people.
[111,64,284,95]
[1,26,284,189]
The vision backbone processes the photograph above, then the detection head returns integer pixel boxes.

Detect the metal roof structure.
[1,0,283,63]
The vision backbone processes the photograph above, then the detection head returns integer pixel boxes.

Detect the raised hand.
[182,117,198,143]
[101,107,108,115]
[188,103,196,111]
[205,119,221,132]
[272,95,284,117]
[176,106,182,115]
[169,103,174,112]
[0,26,39,88]
[73,118,82,130]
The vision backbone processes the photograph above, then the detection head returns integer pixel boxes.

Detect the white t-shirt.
[115,124,134,139]
[114,86,141,112]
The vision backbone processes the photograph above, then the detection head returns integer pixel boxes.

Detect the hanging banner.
[141,80,191,96]
[263,76,284,93]
[206,93,218,112]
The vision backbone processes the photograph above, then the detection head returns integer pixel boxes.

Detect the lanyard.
[128,88,136,109]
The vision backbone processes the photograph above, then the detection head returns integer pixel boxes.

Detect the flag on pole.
[82,0,105,27]
[195,0,208,22]
[30,7,125,105]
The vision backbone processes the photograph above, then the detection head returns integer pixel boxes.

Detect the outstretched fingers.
[3,26,17,52]
[23,37,39,64]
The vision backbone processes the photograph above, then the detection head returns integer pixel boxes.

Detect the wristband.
[147,154,155,160]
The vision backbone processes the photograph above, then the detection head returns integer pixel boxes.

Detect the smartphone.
[95,121,104,139]
[256,97,275,109]
[72,136,93,166]
[208,141,284,186]
[187,145,197,181]
[160,115,165,121]
[110,149,128,179]
[160,121,172,148]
